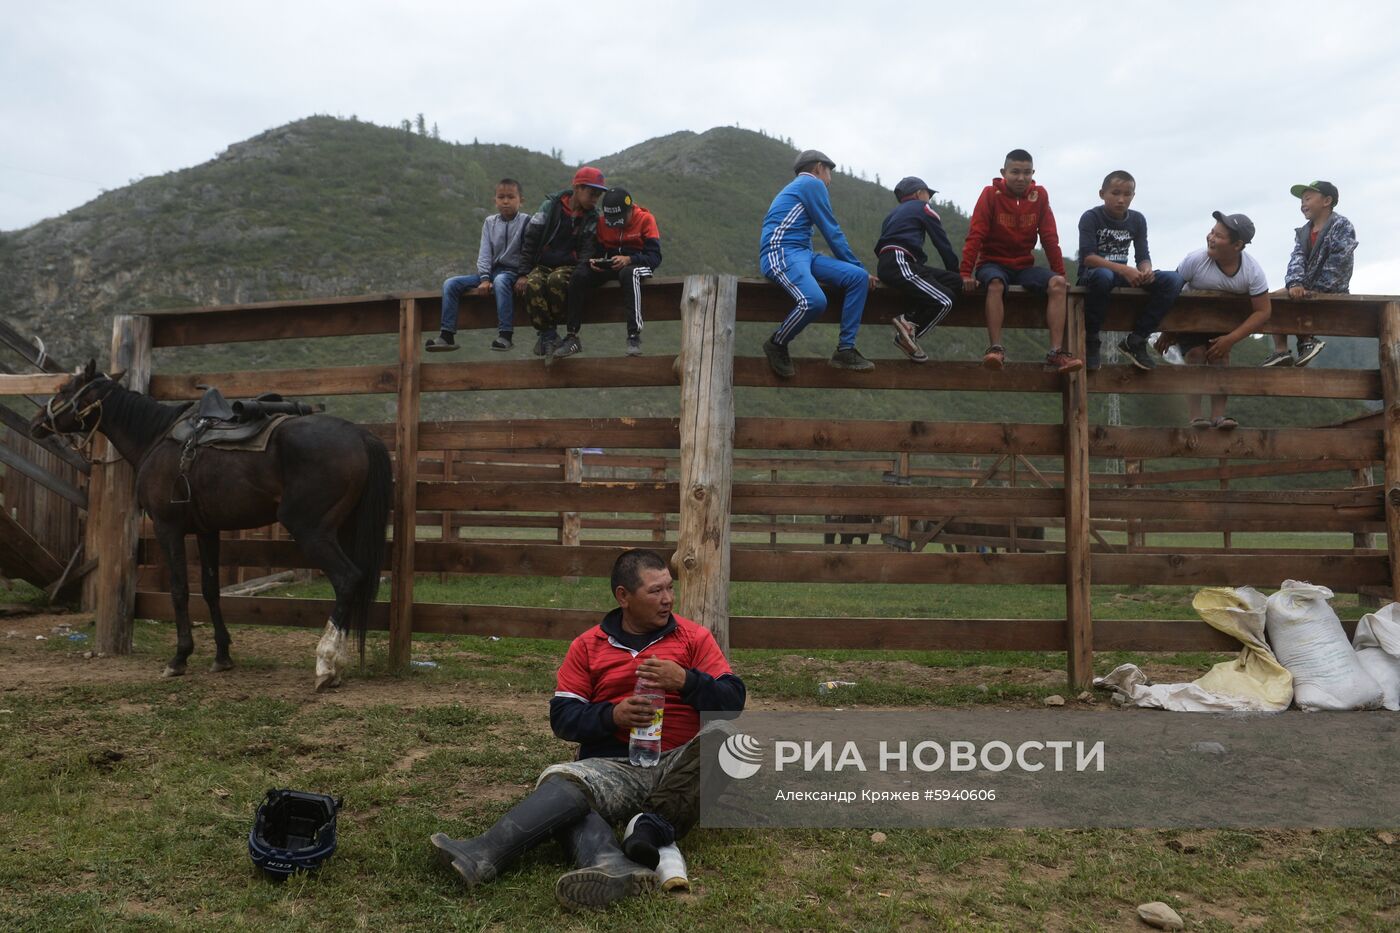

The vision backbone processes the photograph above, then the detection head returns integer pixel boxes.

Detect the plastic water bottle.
[629,675,664,767]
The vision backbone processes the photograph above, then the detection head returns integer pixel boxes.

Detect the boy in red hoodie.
[960,149,1081,373]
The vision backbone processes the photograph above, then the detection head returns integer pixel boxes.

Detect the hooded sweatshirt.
[959,177,1065,277]
[595,203,663,270]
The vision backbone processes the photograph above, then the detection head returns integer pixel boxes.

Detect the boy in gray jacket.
[428,178,531,352]
[1260,180,1358,367]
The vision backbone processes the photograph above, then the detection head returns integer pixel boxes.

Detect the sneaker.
[762,337,795,378]
[1118,334,1156,371]
[626,335,642,357]
[532,332,556,357]
[982,345,1006,370]
[1044,348,1084,374]
[1260,350,1294,367]
[1295,338,1326,367]
[425,333,458,353]
[549,333,582,362]
[891,315,928,363]
[1085,337,1102,372]
[490,332,513,351]
[829,346,875,372]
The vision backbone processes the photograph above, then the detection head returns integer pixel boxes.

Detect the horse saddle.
[170,387,319,448]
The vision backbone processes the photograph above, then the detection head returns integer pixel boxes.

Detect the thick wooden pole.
[674,274,736,651]
[1378,302,1400,602]
[388,298,420,668]
[561,447,582,547]
[1062,295,1093,687]
[91,315,152,655]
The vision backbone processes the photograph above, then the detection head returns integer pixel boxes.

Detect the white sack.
[1265,580,1382,711]
[1352,603,1400,711]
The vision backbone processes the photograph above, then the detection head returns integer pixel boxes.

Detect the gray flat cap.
[793,149,836,174]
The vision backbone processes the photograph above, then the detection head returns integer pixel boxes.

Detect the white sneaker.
[654,843,689,891]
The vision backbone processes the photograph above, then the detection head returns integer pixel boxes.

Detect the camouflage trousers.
[537,719,734,838]
[524,264,577,332]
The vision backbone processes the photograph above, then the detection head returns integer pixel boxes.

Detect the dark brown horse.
[32,361,391,689]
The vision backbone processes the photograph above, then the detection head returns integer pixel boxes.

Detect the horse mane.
[98,379,191,447]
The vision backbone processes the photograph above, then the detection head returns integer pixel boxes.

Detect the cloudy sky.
[3,0,1397,290]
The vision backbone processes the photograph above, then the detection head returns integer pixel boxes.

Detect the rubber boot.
[554,811,656,910]
[654,843,689,892]
[621,812,675,870]
[429,778,589,889]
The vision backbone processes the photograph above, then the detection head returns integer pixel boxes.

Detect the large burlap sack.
[1352,603,1400,711]
[1265,580,1383,711]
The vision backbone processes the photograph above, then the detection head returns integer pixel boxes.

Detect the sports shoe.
[1295,338,1326,367]
[490,332,513,351]
[626,335,642,357]
[982,345,1006,370]
[549,333,582,363]
[829,346,875,372]
[1260,350,1294,367]
[1044,348,1084,374]
[1085,336,1102,372]
[533,331,558,357]
[763,337,795,378]
[425,333,458,353]
[1118,334,1156,371]
[891,314,928,363]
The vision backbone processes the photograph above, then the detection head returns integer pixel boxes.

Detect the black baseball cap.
[1290,180,1339,205]
[894,176,936,200]
[793,149,836,174]
[601,188,634,228]
[1211,211,1256,245]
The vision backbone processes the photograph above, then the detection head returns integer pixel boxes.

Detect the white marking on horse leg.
[315,619,347,690]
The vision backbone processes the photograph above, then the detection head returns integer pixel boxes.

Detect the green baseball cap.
[1290,180,1339,204]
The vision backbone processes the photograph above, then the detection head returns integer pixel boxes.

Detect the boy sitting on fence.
[554,188,662,362]
[874,176,963,363]
[427,178,530,353]
[1156,211,1272,430]
[515,167,608,358]
[1075,170,1184,371]
[960,149,1081,374]
[1260,180,1359,368]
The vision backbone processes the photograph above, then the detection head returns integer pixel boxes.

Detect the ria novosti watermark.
[698,710,1400,829]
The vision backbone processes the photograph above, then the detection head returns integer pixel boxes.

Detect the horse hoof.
[314,673,341,691]
[162,665,186,678]
[209,659,234,673]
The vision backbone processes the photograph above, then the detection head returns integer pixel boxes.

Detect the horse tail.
[346,429,392,660]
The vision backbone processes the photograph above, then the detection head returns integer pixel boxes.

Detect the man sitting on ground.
[429,549,746,910]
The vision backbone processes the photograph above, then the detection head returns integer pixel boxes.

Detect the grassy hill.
[0,115,1370,436]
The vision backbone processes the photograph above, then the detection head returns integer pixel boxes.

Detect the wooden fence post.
[388,298,420,669]
[90,314,152,656]
[562,447,583,547]
[1378,302,1400,603]
[1062,294,1093,687]
[1354,465,1381,608]
[650,465,668,543]
[674,274,736,651]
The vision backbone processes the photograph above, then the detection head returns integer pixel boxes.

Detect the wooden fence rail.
[63,278,1400,687]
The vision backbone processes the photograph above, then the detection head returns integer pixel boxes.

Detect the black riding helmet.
[248,788,341,879]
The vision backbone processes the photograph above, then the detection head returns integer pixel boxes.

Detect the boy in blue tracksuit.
[759,149,878,377]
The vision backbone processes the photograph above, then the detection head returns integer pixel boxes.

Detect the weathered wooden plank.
[388,298,421,667]
[1093,553,1389,587]
[91,315,152,655]
[1381,300,1400,600]
[421,356,680,392]
[0,373,69,396]
[674,275,737,646]
[0,509,65,587]
[149,365,397,400]
[416,418,681,451]
[1087,424,1381,461]
[0,402,91,474]
[0,439,87,508]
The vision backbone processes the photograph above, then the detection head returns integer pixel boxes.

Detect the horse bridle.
[42,376,118,462]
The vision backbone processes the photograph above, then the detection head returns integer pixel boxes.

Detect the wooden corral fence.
[32,278,1400,687]
[0,322,90,599]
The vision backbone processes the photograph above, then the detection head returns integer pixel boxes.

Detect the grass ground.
[3,581,1398,931]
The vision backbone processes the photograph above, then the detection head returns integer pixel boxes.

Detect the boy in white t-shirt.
[1155,212,1272,429]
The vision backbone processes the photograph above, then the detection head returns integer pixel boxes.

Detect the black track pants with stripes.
[565,262,654,336]
[876,250,962,337]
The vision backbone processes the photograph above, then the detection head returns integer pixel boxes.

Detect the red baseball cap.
[572,166,607,190]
